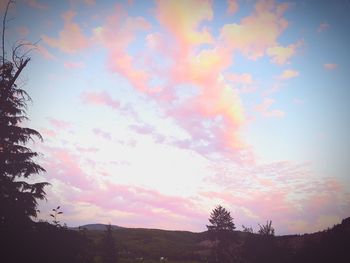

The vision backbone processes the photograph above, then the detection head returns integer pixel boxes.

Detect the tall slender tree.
[207,205,236,262]
[0,0,48,228]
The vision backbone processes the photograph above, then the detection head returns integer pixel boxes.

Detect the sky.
[2,0,350,235]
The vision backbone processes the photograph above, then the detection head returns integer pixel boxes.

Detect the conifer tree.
[207,205,236,262]
[0,0,48,228]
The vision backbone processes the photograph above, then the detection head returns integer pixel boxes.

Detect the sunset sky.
[3,0,350,234]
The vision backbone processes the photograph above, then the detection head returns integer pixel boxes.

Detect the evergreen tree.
[207,205,236,262]
[0,0,48,228]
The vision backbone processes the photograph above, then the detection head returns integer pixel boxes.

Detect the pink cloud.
[92,128,112,140]
[47,117,71,129]
[225,72,256,93]
[41,128,57,138]
[324,63,338,70]
[37,142,207,230]
[93,5,152,93]
[98,2,249,161]
[81,90,120,109]
[203,161,350,234]
[41,146,94,189]
[91,0,299,163]
[76,146,99,153]
[226,73,253,85]
[152,1,251,161]
[75,182,206,230]
[64,61,85,69]
[24,0,48,9]
[227,0,239,15]
[36,45,56,60]
[42,10,89,53]
[129,123,155,135]
[129,123,165,143]
[155,0,213,47]
[318,22,330,32]
[254,98,285,118]
[220,0,290,59]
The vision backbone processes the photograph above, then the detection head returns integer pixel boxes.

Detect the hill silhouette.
[71,223,123,231]
[78,217,350,262]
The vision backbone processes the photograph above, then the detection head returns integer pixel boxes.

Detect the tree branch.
[2,0,14,65]
[8,57,30,89]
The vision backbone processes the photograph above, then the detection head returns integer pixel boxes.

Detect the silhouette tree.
[101,224,118,263]
[207,205,236,262]
[258,220,275,236]
[242,224,254,233]
[50,206,63,227]
[0,0,48,228]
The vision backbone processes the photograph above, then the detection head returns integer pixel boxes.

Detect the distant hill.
[70,223,123,231]
[81,217,350,262]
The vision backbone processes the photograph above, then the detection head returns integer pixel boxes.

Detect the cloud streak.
[81,91,120,109]
[42,10,89,53]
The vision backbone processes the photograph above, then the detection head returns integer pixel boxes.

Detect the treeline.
[205,205,350,263]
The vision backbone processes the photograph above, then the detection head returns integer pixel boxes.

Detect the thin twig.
[2,0,14,65]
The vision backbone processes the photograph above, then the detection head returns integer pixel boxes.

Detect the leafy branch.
[50,206,63,227]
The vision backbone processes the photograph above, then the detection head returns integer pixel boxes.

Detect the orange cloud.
[279,69,299,79]
[42,10,89,53]
[93,6,151,93]
[324,63,338,70]
[156,0,213,48]
[220,0,289,59]
[92,0,299,161]
[227,0,239,15]
[226,73,256,93]
[255,98,285,118]
[151,0,249,159]
[226,73,253,85]
[267,40,303,65]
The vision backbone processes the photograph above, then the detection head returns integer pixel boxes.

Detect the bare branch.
[2,0,15,65]
[7,57,30,89]
[11,39,35,68]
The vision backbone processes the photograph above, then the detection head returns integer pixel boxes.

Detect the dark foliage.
[0,221,95,263]
[206,205,236,263]
[0,0,48,229]
[100,223,119,263]
[240,217,350,263]
[50,205,63,226]
[258,220,275,236]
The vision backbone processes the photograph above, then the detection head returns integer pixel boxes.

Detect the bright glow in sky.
[4,0,350,234]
